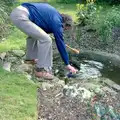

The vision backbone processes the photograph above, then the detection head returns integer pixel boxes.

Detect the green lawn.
[0,28,26,52]
[0,67,37,120]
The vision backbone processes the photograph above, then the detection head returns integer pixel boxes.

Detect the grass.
[0,67,38,120]
[0,28,26,52]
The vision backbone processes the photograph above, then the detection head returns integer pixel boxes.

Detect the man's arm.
[54,27,69,65]
[52,15,78,73]
[53,27,78,73]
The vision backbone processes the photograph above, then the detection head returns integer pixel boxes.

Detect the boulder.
[11,50,25,57]
[3,62,11,72]
[0,52,6,60]
[104,79,120,91]
[15,63,33,73]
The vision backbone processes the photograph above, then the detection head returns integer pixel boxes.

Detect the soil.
[37,26,120,120]
[38,86,120,120]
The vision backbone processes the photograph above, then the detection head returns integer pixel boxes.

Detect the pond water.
[72,60,120,85]
[101,63,120,85]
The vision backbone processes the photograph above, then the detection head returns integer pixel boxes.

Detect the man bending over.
[10,2,78,80]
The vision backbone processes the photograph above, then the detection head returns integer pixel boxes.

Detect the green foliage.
[76,2,97,26]
[0,28,26,52]
[0,0,16,41]
[94,6,120,42]
[0,1,9,39]
[77,1,120,43]
[0,67,37,120]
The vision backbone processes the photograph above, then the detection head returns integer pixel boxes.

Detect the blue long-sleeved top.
[22,3,69,65]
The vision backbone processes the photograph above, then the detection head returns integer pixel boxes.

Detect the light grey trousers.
[10,6,53,71]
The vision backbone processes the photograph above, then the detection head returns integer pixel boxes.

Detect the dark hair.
[61,13,73,27]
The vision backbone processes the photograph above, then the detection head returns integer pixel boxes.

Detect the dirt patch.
[37,78,120,120]
[37,26,120,120]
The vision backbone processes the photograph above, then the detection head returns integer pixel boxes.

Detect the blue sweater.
[22,3,69,65]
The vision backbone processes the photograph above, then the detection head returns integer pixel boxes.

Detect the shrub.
[94,6,120,42]
[77,1,120,43]
[0,1,8,40]
[0,0,16,41]
[76,1,97,26]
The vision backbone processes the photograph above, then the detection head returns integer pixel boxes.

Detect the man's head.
[61,13,73,30]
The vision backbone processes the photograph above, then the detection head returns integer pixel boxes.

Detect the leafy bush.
[0,0,16,41]
[76,2,97,26]
[94,6,120,42]
[77,1,120,43]
[0,2,8,40]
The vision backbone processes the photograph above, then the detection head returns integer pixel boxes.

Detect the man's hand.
[66,64,78,73]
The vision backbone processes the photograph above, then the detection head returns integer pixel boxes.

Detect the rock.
[54,69,59,75]
[104,79,120,91]
[112,84,120,91]
[7,56,17,63]
[79,50,120,68]
[0,52,6,60]
[42,83,54,91]
[81,82,102,91]
[11,50,25,57]
[93,87,105,96]
[63,84,93,101]
[78,87,92,100]
[102,86,117,95]
[56,79,65,86]
[25,74,32,80]
[15,63,33,73]
[3,62,11,72]
[40,77,65,88]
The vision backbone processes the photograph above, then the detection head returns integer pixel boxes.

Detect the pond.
[69,59,120,85]
[78,60,120,85]
[65,51,120,85]
[101,63,120,85]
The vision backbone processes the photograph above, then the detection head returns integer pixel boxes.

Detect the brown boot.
[35,68,54,80]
